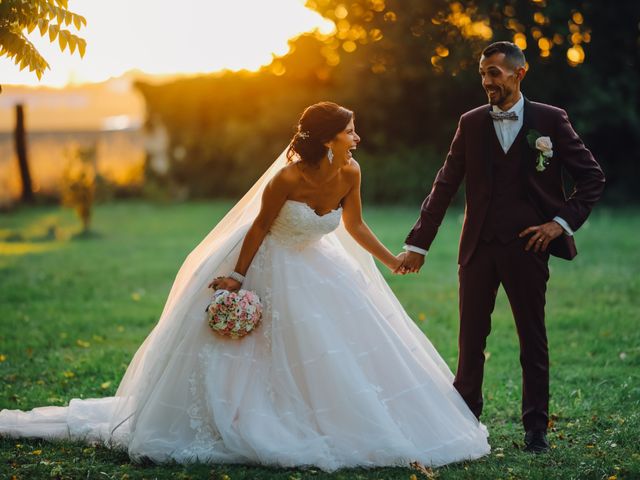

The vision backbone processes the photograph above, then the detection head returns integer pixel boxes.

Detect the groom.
[398,41,605,452]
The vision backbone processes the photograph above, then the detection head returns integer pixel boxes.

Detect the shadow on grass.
[70,229,103,241]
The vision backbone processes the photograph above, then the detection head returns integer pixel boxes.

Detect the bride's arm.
[341,160,402,272]
[208,170,291,290]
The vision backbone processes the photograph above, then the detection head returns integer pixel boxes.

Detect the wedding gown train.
[0,155,490,471]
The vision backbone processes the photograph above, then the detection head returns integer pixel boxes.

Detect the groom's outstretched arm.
[405,117,467,252]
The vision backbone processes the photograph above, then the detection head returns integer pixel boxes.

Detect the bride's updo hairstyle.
[287,101,353,166]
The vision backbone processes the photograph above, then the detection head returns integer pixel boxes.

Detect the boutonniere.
[526,129,553,172]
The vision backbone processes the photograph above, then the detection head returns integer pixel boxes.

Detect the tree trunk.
[14,104,34,203]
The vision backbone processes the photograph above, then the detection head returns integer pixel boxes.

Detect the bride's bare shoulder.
[342,158,361,182]
[269,162,301,192]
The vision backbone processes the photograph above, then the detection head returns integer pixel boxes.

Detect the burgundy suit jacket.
[405,98,606,266]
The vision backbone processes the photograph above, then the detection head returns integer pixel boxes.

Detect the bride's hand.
[208,276,242,292]
[388,252,406,274]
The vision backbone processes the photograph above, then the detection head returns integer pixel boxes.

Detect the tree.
[135,0,639,203]
[298,0,639,201]
[0,0,87,86]
[1,0,87,205]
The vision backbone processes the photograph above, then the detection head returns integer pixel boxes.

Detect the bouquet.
[205,289,263,339]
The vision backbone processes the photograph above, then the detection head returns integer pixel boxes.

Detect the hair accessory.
[298,130,310,139]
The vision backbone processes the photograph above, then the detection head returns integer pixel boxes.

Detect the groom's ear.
[516,66,527,82]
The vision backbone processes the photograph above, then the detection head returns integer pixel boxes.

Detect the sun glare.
[0,0,334,87]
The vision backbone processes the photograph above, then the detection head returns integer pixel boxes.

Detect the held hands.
[519,221,564,252]
[387,252,405,273]
[207,276,242,292]
[392,250,425,275]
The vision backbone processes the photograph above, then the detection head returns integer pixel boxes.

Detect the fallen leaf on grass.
[0,354,6,362]
[100,381,112,389]
[31,449,42,455]
[63,371,75,378]
[76,339,90,348]
[410,461,436,478]
[50,465,64,477]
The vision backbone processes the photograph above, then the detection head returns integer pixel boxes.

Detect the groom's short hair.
[481,41,526,69]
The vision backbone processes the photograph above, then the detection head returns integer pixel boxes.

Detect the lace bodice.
[268,200,342,250]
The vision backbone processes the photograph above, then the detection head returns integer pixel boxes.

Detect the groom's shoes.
[524,430,549,453]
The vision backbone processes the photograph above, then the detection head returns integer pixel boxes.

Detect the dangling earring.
[327,147,334,164]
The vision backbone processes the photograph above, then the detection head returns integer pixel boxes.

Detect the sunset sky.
[1,0,334,87]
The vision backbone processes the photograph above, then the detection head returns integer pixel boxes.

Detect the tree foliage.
[136,0,639,203]
[0,0,86,82]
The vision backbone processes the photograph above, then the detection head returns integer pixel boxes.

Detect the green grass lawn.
[1,201,638,480]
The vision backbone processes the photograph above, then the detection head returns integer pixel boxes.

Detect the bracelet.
[228,271,245,284]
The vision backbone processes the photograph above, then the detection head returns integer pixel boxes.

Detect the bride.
[0,102,490,471]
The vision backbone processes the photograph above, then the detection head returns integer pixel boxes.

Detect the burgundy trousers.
[453,237,550,432]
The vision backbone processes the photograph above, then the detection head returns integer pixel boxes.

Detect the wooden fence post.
[15,103,34,203]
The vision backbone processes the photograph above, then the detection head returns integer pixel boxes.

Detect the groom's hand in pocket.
[519,221,564,253]
[395,251,425,274]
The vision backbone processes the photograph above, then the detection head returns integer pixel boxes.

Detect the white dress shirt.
[405,94,573,257]
[492,94,525,153]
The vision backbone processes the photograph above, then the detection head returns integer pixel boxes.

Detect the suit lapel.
[520,97,537,172]
[483,105,495,185]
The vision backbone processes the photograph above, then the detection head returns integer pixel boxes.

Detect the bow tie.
[490,110,518,121]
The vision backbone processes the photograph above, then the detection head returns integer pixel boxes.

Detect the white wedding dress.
[0,151,490,472]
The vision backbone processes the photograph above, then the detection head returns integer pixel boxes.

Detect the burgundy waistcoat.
[480,127,543,244]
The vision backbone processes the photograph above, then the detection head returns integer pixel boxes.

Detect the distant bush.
[60,145,97,233]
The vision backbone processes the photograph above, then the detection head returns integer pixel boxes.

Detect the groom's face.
[479,53,522,106]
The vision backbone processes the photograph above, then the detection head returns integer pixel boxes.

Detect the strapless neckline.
[286,199,342,218]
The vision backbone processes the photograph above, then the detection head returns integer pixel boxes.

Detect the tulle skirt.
[0,233,490,471]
